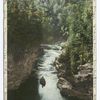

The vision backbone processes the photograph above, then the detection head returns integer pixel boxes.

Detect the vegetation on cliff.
[8,0,93,63]
[57,0,93,75]
[8,0,93,99]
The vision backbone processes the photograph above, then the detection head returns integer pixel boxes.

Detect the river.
[37,44,67,100]
[8,44,68,100]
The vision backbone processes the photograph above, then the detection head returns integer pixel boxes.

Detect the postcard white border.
[0,0,99,100]
[0,0,3,100]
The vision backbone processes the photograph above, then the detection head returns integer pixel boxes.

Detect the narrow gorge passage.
[8,44,68,100]
[37,44,67,100]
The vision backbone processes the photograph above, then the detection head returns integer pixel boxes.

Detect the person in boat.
[40,76,46,88]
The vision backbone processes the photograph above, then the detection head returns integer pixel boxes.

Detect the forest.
[7,0,93,100]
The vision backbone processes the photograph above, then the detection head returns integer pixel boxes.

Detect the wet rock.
[57,77,92,100]
[57,77,72,90]
[40,76,46,88]
[57,70,66,78]
[55,55,93,100]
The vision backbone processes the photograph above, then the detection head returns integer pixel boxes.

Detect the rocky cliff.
[54,57,93,100]
[7,48,38,90]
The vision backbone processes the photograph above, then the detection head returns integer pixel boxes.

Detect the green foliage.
[8,0,43,61]
[62,0,93,74]
[8,0,93,67]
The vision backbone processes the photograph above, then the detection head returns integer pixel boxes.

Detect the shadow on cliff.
[8,75,41,100]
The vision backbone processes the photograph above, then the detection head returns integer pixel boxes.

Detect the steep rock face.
[7,48,38,90]
[54,58,93,100]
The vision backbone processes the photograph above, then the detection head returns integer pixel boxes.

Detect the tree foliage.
[8,0,43,60]
[8,0,93,68]
[58,0,93,74]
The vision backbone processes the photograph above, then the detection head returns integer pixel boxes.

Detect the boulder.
[40,76,46,87]
[57,77,72,90]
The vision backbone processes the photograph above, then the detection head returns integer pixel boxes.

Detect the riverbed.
[8,44,68,100]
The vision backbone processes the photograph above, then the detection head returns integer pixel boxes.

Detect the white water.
[37,44,67,100]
